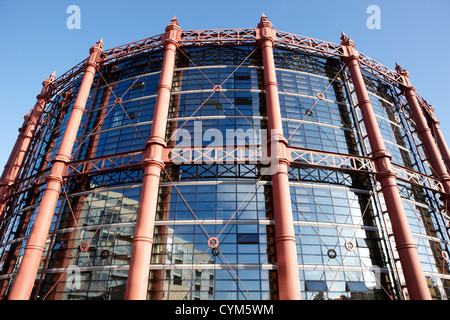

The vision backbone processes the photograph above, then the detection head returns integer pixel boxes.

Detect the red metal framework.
[7,39,104,300]
[1,14,449,300]
[26,33,332,101]
[47,23,410,100]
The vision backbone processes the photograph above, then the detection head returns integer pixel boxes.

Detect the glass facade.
[0,39,449,301]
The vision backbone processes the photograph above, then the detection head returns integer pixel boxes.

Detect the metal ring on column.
[344,240,355,251]
[442,251,449,262]
[327,249,337,259]
[79,242,89,252]
[208,237,219,249]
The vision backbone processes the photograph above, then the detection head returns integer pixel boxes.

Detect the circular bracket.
[208,237,219,249]
[442,251,449,262]
[79,242,89,252]
[101,249,110,259]
[212,248,220,257]
[327,249,337,259]
[344,240,355,252]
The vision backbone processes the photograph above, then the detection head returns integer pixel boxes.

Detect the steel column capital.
[339,32,359,61]
[162,16,182,48]
[395,63,415,92]
[255,13,277,46]
[89,38,104,61]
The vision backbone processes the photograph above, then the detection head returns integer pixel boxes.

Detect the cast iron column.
[340,33,431,300]
[8,40,103,300]
[396,65,450,210]
[125,17,181,300]
[429,113,450,173]
[256,14,301,300]
[0,72,55,219]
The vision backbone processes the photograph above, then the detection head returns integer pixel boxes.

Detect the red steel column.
[8,40,103,300]
[256,14,301,300]
[0,122,26,220]
[0,73,55,219]
[396,65,450,207]
[340,34,431,300]
[429,113,450,173]
[125,17,181,300]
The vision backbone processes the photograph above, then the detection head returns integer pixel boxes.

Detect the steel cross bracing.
[1,19,449,300]
[287,167,397,300]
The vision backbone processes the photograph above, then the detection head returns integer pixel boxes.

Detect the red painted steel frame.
[1,15,448,301]
[340,34,431,300]
[430,114,450,173]
[257,15,301,300]
[125,17,181,300]
[397,66,450,212]
[7,40,103,300]
[0,73,54,219]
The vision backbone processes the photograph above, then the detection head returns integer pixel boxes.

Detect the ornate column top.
[395,62,414,89]
[339,31,358,59]
[37,71,57,100]
[163,16,182,46]
[86,38,104,69]
[255,13,277,44]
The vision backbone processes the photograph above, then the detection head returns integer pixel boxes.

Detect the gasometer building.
[0,15,449,300]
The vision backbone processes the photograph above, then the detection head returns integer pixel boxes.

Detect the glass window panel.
[346,281,368,292]
[236,233,259,244]
[305,280,328,291]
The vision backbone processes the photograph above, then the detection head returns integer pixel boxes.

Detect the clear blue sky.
[0,0,449,171]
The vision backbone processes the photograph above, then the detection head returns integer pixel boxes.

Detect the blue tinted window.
[305,280,328,291]
[346,281,368,292]
[237,233,259,244]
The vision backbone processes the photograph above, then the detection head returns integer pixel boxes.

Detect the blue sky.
[0,0,449,170]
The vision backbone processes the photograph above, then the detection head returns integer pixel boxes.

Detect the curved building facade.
[0,16,449,300]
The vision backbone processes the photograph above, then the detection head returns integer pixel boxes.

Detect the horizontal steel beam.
[2,146,444,205]
[47,27,410,102]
